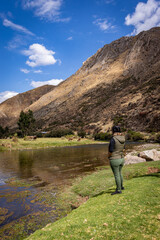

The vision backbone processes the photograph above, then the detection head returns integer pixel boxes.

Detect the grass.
[26,161,160,240]
[0,137,101,151]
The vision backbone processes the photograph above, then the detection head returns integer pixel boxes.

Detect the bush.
[77,130,86,138]
[94,132,112,141]
[0,125,9,138]
[45,128,73,138]
[17,110,36,137]
[155,132,160,143]
[35,132,43,138]
[126,130,144,141]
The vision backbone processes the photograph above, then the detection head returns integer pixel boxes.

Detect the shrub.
[45,128,73,138]
[126,130,144,141]
[113,115,126,130]
[12,133,18,142]
[77,130,86,138]
[35,132,43,138]
[155,132,160,143]
[94,132,112,141]
[17,110,36,137]
[0,125,9,138]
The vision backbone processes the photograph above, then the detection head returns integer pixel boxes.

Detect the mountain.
[0,85,55,129]
[0,27,160,133]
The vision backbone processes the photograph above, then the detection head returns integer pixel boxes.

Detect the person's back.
[108,126,125,195]
[109,135,125,160]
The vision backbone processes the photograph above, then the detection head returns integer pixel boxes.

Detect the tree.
[17,110,36,136]
[0,125,9,138]
[0,125,5,138]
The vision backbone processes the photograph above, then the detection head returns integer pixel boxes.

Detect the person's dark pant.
[110,158,124,191]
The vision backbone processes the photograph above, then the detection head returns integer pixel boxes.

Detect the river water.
[0,143,137,237]
[0,144,109,185]
[0,144,109,232]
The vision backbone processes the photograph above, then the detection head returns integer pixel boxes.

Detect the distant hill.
[0,27,160,132]
[0,85,55,129]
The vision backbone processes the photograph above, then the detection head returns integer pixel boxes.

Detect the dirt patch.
[70,195,89,210]
[147,167,160,174]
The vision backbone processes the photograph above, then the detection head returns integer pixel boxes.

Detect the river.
[0,143,137,239]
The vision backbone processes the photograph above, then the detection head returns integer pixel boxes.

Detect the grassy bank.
[0,137,101,151]
[26,160,160,240]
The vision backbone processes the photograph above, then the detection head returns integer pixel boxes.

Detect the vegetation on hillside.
[17,110,36,137]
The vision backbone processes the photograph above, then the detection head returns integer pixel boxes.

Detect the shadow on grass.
[93,172,160,198]
[133,172,160,178]
[92,189,114,197]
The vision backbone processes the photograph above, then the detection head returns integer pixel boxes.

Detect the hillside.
[0,85,55,129]
[0,27,160,132]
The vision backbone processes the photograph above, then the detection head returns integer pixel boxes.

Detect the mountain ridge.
[0,27,160,133]
[0,85,55,128]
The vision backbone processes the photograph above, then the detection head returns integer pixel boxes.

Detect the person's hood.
[114,135,125,144]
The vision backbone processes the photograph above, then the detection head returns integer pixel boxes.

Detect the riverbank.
[25,159,160,240]
[0,143,160,240]
[0,137,102,151]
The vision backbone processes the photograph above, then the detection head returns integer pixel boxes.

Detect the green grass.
[0,137,100,150]
[26,161,160,240]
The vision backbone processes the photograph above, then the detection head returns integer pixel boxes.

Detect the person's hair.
[112,126,121,133]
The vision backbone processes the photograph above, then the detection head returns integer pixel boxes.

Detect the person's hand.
[123,149,126,156]
[108,151,112,158]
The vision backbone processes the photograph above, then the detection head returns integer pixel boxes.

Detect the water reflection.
[0,144,109,186]
[0,142,139,185]
[19,151,34,178]
[0,144,109,229]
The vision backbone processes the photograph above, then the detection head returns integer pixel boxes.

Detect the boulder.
[124,154,146,165]
[138,149,160,161]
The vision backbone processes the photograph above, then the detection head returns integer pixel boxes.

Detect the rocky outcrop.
[125,149,160,165]
[124,154,146,165]
[138,149,160,161]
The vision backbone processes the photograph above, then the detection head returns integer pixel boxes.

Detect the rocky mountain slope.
[0,27,160,132]
[0,85,55,129]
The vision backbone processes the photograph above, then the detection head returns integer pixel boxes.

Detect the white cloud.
[34,70,42,73]
[66,36,73,40]
[7,35,27,49]
[3,19,34,36]
[93,18,113,31]
[22,0,70,22]
[125,0,160,35]
[0,91,19,103]
[31,78,63,88]
[96,0,115,5]
[23,43,57,67]
[20,68,30,73]
[20,68,42,73]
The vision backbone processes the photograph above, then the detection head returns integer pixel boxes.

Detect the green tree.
[0,125,9,138]
[17,110,36,137]
[0,125,5,138]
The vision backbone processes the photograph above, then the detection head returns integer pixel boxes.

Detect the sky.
[0,0,160,103]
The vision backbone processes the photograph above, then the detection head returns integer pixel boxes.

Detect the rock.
[124,154,146,165]
[32,181,48,188]
[138,149,160,161]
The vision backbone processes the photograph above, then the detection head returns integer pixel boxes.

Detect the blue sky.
[0,0,160,103]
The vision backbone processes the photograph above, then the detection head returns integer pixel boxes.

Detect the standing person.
[108,126,125,195]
